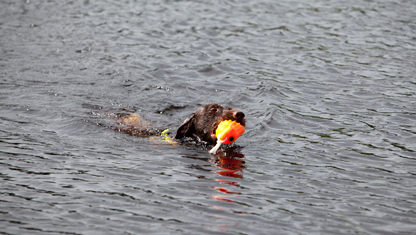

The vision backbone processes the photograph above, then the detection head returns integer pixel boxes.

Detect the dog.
[96,103,246,146]
[174,103,246,145]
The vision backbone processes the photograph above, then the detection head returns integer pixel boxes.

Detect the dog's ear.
[174,113,196,139]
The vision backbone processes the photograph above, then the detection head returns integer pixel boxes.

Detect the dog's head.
[174,103,246,144]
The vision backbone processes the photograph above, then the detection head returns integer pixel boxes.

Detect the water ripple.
[1,0,416,234]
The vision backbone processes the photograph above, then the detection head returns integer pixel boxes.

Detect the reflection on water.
[203,147,247,233]
[212,146,245,179]
[212,147,245,205]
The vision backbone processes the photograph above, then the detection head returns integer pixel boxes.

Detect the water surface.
[1,0,415,234]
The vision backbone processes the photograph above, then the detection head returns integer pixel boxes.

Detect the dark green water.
[1,0,415,234]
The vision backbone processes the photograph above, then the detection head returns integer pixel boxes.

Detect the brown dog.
[174,103,246,145]
[96,103,246,145]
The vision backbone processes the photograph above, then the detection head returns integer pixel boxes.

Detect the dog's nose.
[233,111,245,122]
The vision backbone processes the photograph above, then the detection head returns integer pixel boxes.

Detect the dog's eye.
[222,105,232,111]
[210,108,217,112]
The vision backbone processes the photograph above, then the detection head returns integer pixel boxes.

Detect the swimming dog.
[98,103,246,145]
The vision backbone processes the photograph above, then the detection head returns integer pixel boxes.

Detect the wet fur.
[174,103,246,145]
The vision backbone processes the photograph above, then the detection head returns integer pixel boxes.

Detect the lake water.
[1,0,415,234]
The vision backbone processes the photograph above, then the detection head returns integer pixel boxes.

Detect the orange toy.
[209,120,245,154]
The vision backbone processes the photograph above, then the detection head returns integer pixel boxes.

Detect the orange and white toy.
[209,120,245,154]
